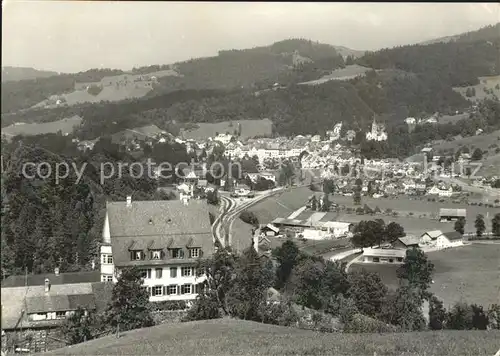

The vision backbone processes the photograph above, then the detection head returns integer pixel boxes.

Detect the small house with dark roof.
[1,279,112,332]
[392,235,421,249]
[100,196,214,302]
[420,230,463,248]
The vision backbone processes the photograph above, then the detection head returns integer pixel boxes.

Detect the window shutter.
[179,249,185,259]
[177,285,181,295]
[199,249,204,258]
[161,250,166,259]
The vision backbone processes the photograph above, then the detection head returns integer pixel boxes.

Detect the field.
[32,69,180,108]
[231,218,254,253]
[247,186,313,224]
[439,112,469,125]
[330,195,497,235]
[2,115,82,140]
[299,64,371,85]
[350,243,500,308]
[44,318,500,356]
[431,129,500,154]
[453,75,500,101]
[180,119,273,140]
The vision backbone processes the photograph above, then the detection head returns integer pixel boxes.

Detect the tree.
[385,222,406,242]
[380,286,426,331]
[475,214,486,237]
[492,213,500,236]
[323,179,335,194]
[320,194,331,212]
[454,217,466,235]
[310,195,318,211]
[446,302,474,330]
[471,148,483,161]
[353,190,362,205]
[428,295,446,330]
[396,248,434,297]
[194,247,236,316]
[60,307,101,345]
[278,161,295,186]
[106,267,154,332]
[347,269,388,318]
[272,239,302,290]
[351,220,386,248]
[226,247,274,321]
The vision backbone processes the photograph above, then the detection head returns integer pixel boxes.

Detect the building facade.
[100,197,214,302]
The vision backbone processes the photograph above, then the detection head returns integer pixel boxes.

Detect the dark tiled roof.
[439,208,466,217]
[442,231,463,241]
[1,271,101,288]
[107,200,214,267]
[1,282,105,330]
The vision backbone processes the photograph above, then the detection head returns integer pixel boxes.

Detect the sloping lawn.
[45,318,499,356]
[349,243,500,308]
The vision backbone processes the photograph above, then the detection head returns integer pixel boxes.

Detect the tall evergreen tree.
[106,267,154,332]
[474,214,486,237]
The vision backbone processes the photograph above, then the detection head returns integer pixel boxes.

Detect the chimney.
[44,278,50,293]
[54,267,60,276]
[126,196,132,207]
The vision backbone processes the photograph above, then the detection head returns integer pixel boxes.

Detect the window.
[189,248,200,258]
[389,259,394,263]
[171,248,184,259]
[131,250,145,261]
[170,267,178,278]
[181,284,192,294]
[152,286,163,297]
[181,267,192,277]
[397,257,403,262]
[102,254,113,264]
[56,311,66,319]
[140,269,152,279]
[101,275,113,282]
[151,250,162,260]
[373,257,380,263]
[155,268,163,279]
[166,285,178,295]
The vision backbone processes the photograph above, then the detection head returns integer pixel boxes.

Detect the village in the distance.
[1,4,500,356]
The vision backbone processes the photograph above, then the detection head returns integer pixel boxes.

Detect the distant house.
[1,278,111,334]
[361,248,406,264]
[392,235,421,249]
[439,208,466,222]
[420,230,463,248]
[261,224,280,237]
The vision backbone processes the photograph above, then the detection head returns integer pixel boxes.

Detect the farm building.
[361,248,406,264]
[420,230,464,248]
[392,235,421,249]
[439,208,466,222]
[271,211,354,240]
[260,224,280,237]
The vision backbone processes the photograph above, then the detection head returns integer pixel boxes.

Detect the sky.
[2,1,499,73]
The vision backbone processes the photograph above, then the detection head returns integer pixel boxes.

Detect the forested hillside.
[0,134,168,276]
[1,68,125,113]
[1,66,59,83]
[357,38,500,87]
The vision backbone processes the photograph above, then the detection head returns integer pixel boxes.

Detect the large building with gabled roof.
[100,196,214,302]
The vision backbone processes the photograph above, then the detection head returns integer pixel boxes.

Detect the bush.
[183,292,221,321]
[344,313,400,333]
[239,211,259,226]
[258,301,299,327]
[151,300,187,311]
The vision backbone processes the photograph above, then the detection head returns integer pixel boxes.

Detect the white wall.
[100,245,114,281]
